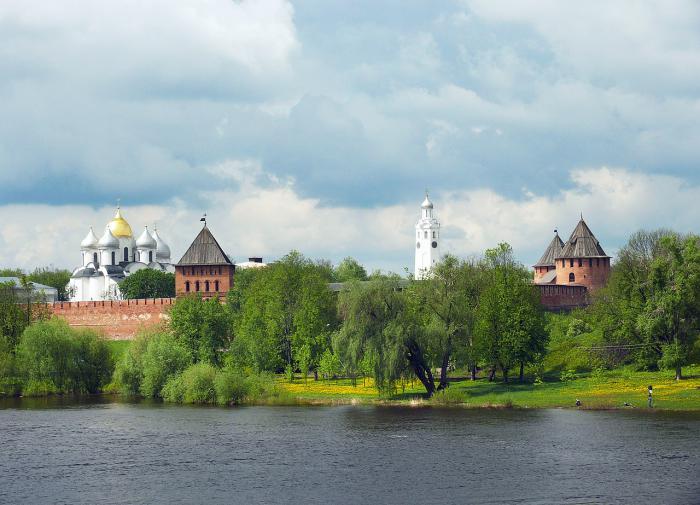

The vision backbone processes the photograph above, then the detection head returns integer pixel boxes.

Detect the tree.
[26,267,73,301]
[231,251,336,373]
[636,235,700,380]
[119,269,175,299]
[0,281,27,349]
[334,257,368,282]
[335,277,436,395]
[410,255,484,388]
[475,243,547,382]
[168,295,232,365]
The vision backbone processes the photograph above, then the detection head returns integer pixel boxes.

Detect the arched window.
[424,231,428,238]
[111,251,116,265]
[195,281,200,292]
[185,281,190,292]
[149,251,153,262]
[205,280,210,292]
[93,252,98,264]
[578,258,583,267]
[570,259,574,267]
[569,273,575,283]
[214,280,220,292]
[124,247,129,262]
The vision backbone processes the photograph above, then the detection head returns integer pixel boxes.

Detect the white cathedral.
[414,193,441,279]
[68,206,174,301]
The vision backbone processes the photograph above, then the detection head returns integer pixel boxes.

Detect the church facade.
[68,207,174,301]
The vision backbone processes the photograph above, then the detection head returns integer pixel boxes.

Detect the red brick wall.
[533,265,555,283]
[175,265,234,299]
[50,298,174,340]
[555,257,610,291]
[538,284,589,312]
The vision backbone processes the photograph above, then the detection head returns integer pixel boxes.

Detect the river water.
[1,398,698,505]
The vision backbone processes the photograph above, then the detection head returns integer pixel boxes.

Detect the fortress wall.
[50,298,174,340]
[537,284,589,312]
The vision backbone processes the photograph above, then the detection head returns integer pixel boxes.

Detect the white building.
[68,206,174,301]
[414,193,441,279]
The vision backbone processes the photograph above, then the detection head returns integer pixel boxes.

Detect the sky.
[1,0,699,273]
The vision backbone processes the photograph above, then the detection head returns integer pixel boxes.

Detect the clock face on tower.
[432,241,438,248]
[416,242,421,249]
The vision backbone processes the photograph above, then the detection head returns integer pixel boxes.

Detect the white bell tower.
[414,192,441,279]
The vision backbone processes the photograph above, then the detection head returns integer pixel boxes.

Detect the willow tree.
[335,277,436,396]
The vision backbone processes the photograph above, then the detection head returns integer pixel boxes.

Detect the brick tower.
[175,224,234,298]
[533,231,564,284]
[554,217,610,291]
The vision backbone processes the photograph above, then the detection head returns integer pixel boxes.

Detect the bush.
[113,330,191,397]
[431,387,465,405]
[16,319,113,394]
[139,333,190,397]
[161,362,217,404]
[559,369,577,382]
[214,368,248,406]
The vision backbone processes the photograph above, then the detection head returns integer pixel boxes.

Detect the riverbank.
[277,365,700,410]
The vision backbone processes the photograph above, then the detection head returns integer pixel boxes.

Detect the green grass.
[278,366,700,410]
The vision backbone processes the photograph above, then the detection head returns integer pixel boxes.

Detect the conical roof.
[534,232,564,267]
[151,227,171,261]
[177,225,232,266]
[80,227,99,249]
[98,226,119,248]
[136,226,157,248]
[557,218,609,259]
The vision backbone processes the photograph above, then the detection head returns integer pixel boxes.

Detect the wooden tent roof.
[556,219,609,259]
[177,226,232,266]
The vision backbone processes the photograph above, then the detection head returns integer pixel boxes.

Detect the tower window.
[195,281,200,292]
[578,258,582,267]
[124,247,129,262]
[432,231,435,238]
[149,251,153,262]
[589,258,592,267]
[214,280,220,292]
[424,231,428,239]
[205,280,210,292]
[185,281,190,292]
[562,259,565,268]
[570,259,574,268]
[597,258,600,267]
[569,273,575,283]
[93,252,98,264]
[111,251,116,265]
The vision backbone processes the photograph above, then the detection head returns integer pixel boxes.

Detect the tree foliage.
[334,257,368,282]
[119,269,175,299]
[230,251,336,373]
[474,244,547,382]
[168,295,232,365]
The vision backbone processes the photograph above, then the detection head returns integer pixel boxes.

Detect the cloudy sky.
[1,0,699,273]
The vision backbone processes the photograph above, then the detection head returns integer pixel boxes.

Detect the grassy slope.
[279,365,700,410]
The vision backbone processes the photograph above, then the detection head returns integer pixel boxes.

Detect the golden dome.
[108,208,133,238]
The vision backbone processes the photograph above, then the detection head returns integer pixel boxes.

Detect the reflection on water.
[1,398,699,504]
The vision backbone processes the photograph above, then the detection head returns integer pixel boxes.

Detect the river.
[1,398,698,504]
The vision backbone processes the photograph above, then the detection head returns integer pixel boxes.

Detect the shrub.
[214,368,248,406]
[162,362,217,404]
[139,333,190,398]
[113,330,190,397]
[431,387,465,405]
[16,319,113,394]
[559,369,577,382]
